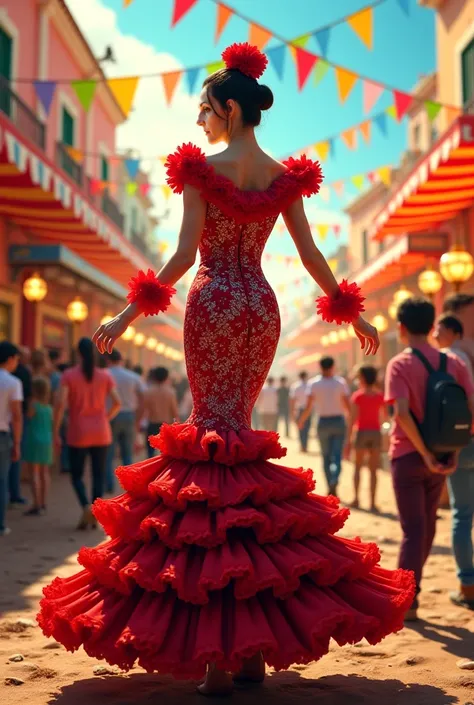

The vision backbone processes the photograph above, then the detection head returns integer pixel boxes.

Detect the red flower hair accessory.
[315,280,365,325]
[222,42,268,80]
[127,269,176,317]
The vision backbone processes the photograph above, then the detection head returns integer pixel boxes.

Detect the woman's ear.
[226,99,237,116]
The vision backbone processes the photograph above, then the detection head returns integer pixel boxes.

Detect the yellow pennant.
[335,67,358,103]
[385,104,397,120]
[317,224,329,240]
[327,258,337,273]
[66,146,83,163]
[347,7,373,50]
[377,166,391,186]
[314,141,330,161]
[161,185,172,200]
[107,77,139,117]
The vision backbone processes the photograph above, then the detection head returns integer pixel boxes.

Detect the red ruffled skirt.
[37,423,415,679]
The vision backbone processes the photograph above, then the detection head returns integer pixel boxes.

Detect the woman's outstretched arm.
[93,185,206,354]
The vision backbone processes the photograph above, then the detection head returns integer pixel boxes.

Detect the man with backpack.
[385,297,474,622]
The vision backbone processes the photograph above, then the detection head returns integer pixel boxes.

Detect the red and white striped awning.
[370,115,474,239]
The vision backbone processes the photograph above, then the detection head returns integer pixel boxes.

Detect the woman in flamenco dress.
[37,43,415,697]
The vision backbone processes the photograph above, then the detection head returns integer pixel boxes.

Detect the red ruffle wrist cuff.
[127,269,176,317]
[315,279,365,325]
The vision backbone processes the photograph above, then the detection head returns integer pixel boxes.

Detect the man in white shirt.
[0,342,23,536]
[299,356,350,495]
[289,371,311,452]
[256,377,278,431]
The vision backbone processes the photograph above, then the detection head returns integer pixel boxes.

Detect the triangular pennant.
[313,58,330,86]
[347,7,373,50]
[248,23,273,51]
[385,104,397,120]
[319,185,330,202]
[126,182,138,195]
[161,185,172,200]
[316,224,329,240]
[162,71,182,105]
[266,45,286,80]
[107,77,139,117]
[124,158,140,179]
[335,67,358,103]
[367,170,377,184]
[332,181,345,198]
[33,80,56,115]
[396,0,410,14]
[206,60,225,75]
[295,48,317,90]
[333,224,341,238]
[293,34,311,49]
[139,183,151,196]
[171,0,198,26]
[313,28,331,57]
[71,80,97,111]
[215,3,233,43]
[377,166,391,186]
[185,67,200,94]
[393,90,413,120]
[363,79,384,113]
[444,105,462,125]
[108,182,118,195]
[341,128,357,150]
[359,119,371,143]
[90,179,104,195]
[351,174,365,190]
[123,0,134,6]
[424,100,442,121]
[314,141,330,161]
[66,146,83,163]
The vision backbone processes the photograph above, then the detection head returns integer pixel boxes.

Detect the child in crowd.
[346,365,386,512]
[23,377,53,516]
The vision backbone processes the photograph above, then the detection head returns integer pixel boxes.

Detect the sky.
[68,0,436,313]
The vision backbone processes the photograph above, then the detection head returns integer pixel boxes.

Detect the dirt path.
[1,437,473,705]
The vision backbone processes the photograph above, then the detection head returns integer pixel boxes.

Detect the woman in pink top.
[54,338,121,529]
[346,365,387,512]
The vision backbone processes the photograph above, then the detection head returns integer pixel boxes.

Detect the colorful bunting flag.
[367,170,377,184]
[313,58,330,87]
[66,146,84,163]
[266,45,286,80]
[359,119,371,143]
[351,174,365,190]
[393,90,413,120]
[139,183,151,196]
[107,77,139,117]
[444,105,462,125]
[347,7,373,49]
[33,80,56,115]
[425,100,442,121]
[161,185,172,200]
[90,179,105,195]
[72,80,97,111]
[248,23,273,51]
[334,224,341,237]
[186,67,200,94]
[396,0,410,15]
[332,181,345,198]
[319,185,330,202]
[206,61,225,75]
[314,141,330,161]
[215,3,233,43]
[385,104,397,120]
[295,48,317,90]
[123,0,134,6]
[373,112,388,135]
[171,0,198,26]
[377,166,391,186]
[316,224,329,240]
[126,182,138,195]
[341,128,357,150]
[163,71,182,105]
[124,158,140,179]
[363,79,384,113]
[335,67,358,103]
[313,28,331,57]
[293,34,311,49]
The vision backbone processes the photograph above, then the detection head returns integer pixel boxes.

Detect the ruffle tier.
[37,422,415,678]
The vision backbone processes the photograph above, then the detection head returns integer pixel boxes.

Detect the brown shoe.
[449,583,474,610]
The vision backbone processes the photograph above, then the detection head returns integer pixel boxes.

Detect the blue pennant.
[373,112,387,136]
[313,28,331,57]
[266,45,286,81]
[396,0,410,15]
[186,67,200,95]
[124,158,140,180]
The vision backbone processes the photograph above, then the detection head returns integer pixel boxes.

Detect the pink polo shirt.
[384,343,474,459]
[61,366,116,447]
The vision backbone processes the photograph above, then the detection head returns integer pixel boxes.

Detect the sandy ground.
[1,435,474,705]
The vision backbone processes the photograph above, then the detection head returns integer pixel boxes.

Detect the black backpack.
[409,348,472,457]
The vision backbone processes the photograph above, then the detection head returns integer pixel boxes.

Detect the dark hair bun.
[258,84,274,111]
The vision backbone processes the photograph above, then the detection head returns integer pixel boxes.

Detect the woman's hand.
[93,306,136,354]
[352,316,380,356]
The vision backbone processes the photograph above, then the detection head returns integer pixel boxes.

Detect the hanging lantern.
[146,337,158,351]
[134,332,146,347]
[23,272,47,302]
[371,314,388,333]
[320,334,329,347]
[392,284,413,306]
[348,326,356,338]
[388,302,398,320]
[338,328,349,341]
[439,244,474,291]
[122,325,136,341]
[418,264,443,297]
[328,331,339,345]
[156,342,166,354]
[100,314,114,326]
[66,296,88,323]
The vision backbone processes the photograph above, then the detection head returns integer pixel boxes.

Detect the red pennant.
[367,171,376,184]
[139,183,151,196]
[171,0,198,26]
[90,178,102,195]
[295,48,317,90]
[393,90,413,120]
[333,224,341,237]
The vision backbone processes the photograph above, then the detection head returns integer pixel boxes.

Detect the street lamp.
[67,296,89,324]
[418,263,443,299]
[439,244,474,292]
[146,336,158,351]
[23,272,48,302]
[371,314,388,333]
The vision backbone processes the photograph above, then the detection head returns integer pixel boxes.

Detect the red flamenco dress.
[37,144,415,679]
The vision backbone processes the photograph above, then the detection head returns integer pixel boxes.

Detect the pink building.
[0,0,183,366]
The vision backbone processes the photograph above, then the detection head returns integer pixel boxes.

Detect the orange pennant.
[347,7,373,50]
[248,23,273,51]
[215,4,233,43]
[162,71,182,105]
[359,119,371,143]
[444,105,462,126]
[341,128,357,150]
[335,67,358,103]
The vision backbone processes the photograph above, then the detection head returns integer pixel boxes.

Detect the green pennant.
[351,174,365,190]
[71,80,97,111]
[313,59,329,87]
[425,100,442,121]
[385,104,397,120]
[126,182,138,195]
[293,34,311,49]
[206,61,225,75]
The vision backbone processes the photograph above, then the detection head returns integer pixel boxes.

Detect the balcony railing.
[102,189,124,231]
[55,141,84,187]
[0,76,46,151]
[131,229,158,264]
[464,94,474,116]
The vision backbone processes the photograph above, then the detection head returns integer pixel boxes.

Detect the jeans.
[317,415,346,490]
[106,411,136,492]
[391,451,446,604]
[0,432,12,531]
[69,445,108,508]
[146,422,162,459]
[9,423,27,502]
[296,410,312,452]
[447,467,474,586]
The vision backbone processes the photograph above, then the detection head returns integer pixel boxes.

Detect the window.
[431,125,438,144]
[0,26,13,116]
[362,229,369,265]
[100,156,109,182]
[61,106,74,146]
[461,38,474,107]
[413,123,421,149]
